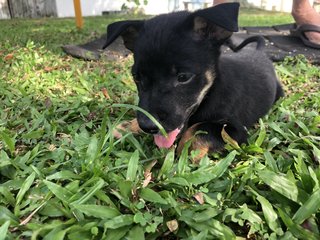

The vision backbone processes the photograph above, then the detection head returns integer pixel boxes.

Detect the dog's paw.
[113,118,142,139]
[177,123,212,164]
[190,140,211,164]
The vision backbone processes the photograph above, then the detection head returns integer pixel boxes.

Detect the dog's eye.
[177,73,195,83]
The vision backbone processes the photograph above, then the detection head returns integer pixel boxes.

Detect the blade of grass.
[183,150,237,185]
[0,206,19,225]
[127,225,145,240]
[292,188,320,224]
[139,188,167,205]
[278,208,319,240]
[72,204,120,219]
[71,178,105,205]
[85,135,98,166]
[157,149,175,179]
[126,150,140,181]
[43,180,73,203]
[0,220,10,240]
[249,187,282,234]
[15,172,36,206]
[177,140,191,174]
[264,151,279,172]
[0,131,15,155]
[257,169,300,203]
[255,119,266,147]
[104,215,134,229]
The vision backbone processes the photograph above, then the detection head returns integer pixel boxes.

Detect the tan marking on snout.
[113,118,142,139]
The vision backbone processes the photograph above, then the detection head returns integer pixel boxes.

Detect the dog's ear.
[188,3,239,42]
[103,20,144,51]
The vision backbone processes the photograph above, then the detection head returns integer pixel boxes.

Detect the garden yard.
[0,8,320,239]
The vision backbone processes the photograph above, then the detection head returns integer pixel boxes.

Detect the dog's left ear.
[103,20,144,51]
[188,3,239,42]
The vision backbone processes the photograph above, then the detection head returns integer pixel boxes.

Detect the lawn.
[0,8,319,240]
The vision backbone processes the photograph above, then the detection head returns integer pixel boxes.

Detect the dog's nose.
[140,120,159,134]
[138,114,159,134]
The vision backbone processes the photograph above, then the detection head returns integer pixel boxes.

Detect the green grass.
[239,7,294,26]
[0,9,320,240]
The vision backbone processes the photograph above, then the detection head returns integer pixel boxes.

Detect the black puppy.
[106,3,283,157]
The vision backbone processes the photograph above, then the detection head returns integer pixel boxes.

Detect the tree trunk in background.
[0,0,10,19]
[7,0,57,18]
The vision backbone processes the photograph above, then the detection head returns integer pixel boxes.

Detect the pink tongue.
[154,128,180,149]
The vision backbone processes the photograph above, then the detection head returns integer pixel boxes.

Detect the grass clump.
[0,10,320,240]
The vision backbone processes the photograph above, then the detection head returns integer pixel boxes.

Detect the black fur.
[105,3,284,151]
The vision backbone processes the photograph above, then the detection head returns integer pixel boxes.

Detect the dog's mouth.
[153,104,200,149]
[153,127,182,149]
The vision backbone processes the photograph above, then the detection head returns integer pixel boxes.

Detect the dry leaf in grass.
[4,53,14,61]
[44,66,55,72]
[87,112,97,121]
[20,202,46,226]
[48,144,56,151]
[143,160,157,187]
[194,192,204,205]
[131,187,138,201]
[221,124,240,149]
[113,119,143,139]
[44,97,52,108]
[166,219,178,232]
[101,87,111,99]
[143,172,152,188]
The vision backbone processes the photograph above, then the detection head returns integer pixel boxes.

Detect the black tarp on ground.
[62,23,320,64]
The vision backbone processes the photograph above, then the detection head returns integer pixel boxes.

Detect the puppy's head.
[105,3,239,148]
